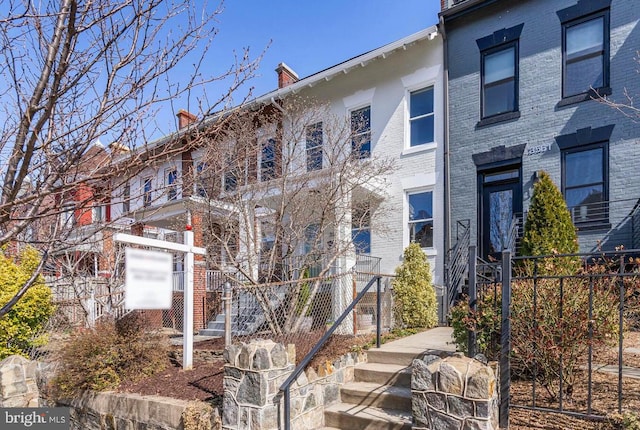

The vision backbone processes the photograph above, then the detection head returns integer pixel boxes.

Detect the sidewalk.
[377,326,457,355]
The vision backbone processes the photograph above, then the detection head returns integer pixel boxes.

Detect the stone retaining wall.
[0,354,221,430]
[223,339,366,430]
[59,391,221,430]
[0,355,41,407]
[411,353,498,430]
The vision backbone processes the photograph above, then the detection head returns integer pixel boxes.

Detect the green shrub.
[392,243,438,329]
[521,171,579,274]
[450,290,501,361]
[0,246,55,359]
[450,259,620,400]
[52,312,169,397]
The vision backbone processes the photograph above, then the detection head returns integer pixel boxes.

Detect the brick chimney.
[177,109,197,129]
[275,62,299,89]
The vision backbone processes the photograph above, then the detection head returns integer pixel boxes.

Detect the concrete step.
[340,382,411,411]
[365,348,447,366]
[198,328,224,337]
[324,403,411,430]
[354,363,410,387]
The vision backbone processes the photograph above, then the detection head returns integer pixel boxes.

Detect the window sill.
[422,248,438,256]
[556,87,611,108]
[401,142,437,157]
[476,111,520,128]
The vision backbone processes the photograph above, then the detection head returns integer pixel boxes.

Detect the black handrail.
[279,274,383,430]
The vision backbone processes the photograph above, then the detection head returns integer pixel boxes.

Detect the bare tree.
[597,50,640,122]
[0,0,262,317]
[192,95,395,334]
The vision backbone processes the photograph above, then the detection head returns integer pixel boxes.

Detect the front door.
[479,168,522,260]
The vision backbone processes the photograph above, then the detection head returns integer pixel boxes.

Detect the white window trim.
[401,65,441,155]
[402,172,437,254]
[92,205,105,223]
[165,168,179,200]
[194,160,208,197]
[260,137,277,182]
[305,122,323,172]
[342,88,375,111]
[142,177,153,207]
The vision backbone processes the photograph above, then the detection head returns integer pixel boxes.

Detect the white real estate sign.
[124,247,172,309]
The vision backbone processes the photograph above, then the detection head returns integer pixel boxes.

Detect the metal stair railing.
[278,274,384,430]
[505,214,521,255]
[445,220,470,316]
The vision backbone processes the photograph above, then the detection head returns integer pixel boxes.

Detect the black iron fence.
[465,248,640,425]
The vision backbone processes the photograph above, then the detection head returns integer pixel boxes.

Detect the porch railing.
[444,219,470,320]
[171,270,229,292]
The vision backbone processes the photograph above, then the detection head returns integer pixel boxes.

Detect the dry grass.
[509,331,640,429]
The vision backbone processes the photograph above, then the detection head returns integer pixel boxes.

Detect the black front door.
[479,168,522,260]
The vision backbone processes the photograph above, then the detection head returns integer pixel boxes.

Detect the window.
[142,177,152,207]
[306,122,323,171]
[224,150,240,192]
[166,169,178,200]
[261,221,275,254]
[352,205,371,254]
[558,0,610,100]
[351,106,371,158]
[195,162,208,197]
[92,205,105,223]
[476,23,524,125]
[261,138,277,181]
[482,44,517,118]
[224,170,237,191]
[562,143,608,225]
[409,87,434,147]
[408,191,433,247]
[122,183,130,213]
[60,203,75,229]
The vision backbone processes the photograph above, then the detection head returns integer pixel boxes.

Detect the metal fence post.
[376,276,381,348]
[468,245,477,358]
[500,249,512,428]
[224,282,232,347]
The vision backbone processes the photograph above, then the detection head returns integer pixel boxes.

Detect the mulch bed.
[116,330,374,408]
[116,330,640,430]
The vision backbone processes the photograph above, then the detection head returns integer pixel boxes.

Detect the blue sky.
[155,0,441,137]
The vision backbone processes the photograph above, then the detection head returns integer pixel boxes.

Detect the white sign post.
[115,229,206,370]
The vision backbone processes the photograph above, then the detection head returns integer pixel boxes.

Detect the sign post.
[115,225,206,370]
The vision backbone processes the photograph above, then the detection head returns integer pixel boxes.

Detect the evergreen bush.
[392,242,438,329]
[521,171,578,257]
[0,246,54,359]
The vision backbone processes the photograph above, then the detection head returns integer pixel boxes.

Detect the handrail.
[278,274,383,430]
[446,220,470,312]
[505,214,520,255]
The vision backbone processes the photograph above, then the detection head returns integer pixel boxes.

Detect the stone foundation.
[0,355,40,407]
[223,339,365,430]
[0,354,220,430]
[411,353,498,430]
[59,391,221,430]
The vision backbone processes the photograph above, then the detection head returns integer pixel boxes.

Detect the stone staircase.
[321,341,451,429]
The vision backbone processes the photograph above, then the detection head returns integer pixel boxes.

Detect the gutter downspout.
[439,15,452,262]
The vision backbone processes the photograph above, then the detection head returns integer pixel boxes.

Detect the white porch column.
[237,202,259,280]
[332,187,355,335]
